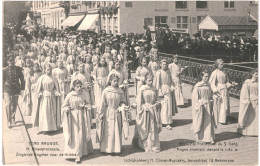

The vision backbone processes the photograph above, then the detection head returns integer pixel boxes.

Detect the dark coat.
[3,66,25,95]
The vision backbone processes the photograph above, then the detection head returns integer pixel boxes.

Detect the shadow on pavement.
[46,129,63,136]
[81,146,143,161]
[119,144,144,157]
[215,132,242,142]
[129,95,136,98]
[129,120,136,126]
[229,113,238,124]
[25,124,33,129]
[10,121,25,128]
[172,119,192,127]
[81,149,106,162]
[64,158,76,163]
[161,139,196,151]
[230,105,239,109]
[91,124,96,129]
[178,99,192,108]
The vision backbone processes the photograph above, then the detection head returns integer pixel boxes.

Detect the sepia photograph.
[2,0,258,165]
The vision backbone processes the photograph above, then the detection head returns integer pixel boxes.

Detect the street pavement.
[3,75,258,165]
[2,100,37,165]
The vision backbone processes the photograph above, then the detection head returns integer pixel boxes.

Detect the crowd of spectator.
[154,26,258,63]
[3,23,258,67]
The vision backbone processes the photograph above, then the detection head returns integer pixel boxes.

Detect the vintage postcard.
[2,0,258,165]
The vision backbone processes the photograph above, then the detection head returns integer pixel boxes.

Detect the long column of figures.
[3,32,258,163]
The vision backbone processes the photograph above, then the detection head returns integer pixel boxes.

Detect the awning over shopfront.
[77,14,99,31]
[61,15,85,27]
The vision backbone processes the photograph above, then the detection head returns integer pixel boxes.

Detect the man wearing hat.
[231,41,239,62]
[144,25,152,44]
[112,37,120,51]
[149,41,158,61]
[14,35,25,51]
[3,56,25,128]
[100,37,106,54]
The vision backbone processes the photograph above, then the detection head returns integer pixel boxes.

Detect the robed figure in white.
[132,74,162,152]
[32,64,61,133]
[62,80,93,163]
[238,69,258,136]
[153,60,178,130]
[192,71,216,144]
[209,59,231,125]
[169,55,186,106]
[96,74,129,154]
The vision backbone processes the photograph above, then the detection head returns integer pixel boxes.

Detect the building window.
[144,18,153,26]
[114,17,118,26]
[114,17,118,34]
[125,2,133,7]
[102,17,106,29]
[97,1,100,7]
[177,16,188,29]
[108,17,111,33]
[88,2,91,8]
[196,1,207,8]
[108,18,111,25]
[155,16,168,27]
[224,1,235,8]
[176,1,187,9]
[192,17,196,23]
[197,16,205,24]
[250,1,258,5]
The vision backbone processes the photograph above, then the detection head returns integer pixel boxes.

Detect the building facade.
[31,1,258,37]
[64,1,101,31]
[3,1,31,26]
[118,1,258,35]
[100,1,120,34]
[61,1,119,33]
[31,1,66,29]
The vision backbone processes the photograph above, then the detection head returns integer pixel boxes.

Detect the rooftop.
[210,15,258,26]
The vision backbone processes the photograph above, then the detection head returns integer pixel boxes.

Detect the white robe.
[97,86,127,153]
[33,75,61,131]
[93,65,109,109]
[238,79,258,136]
[169,63,185,106]
[209,69,230,124]
[153,69,178,124]
[192,81,215,143]
[62,91,93,158]
[132,85,161,152]
[52,67,70,104]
